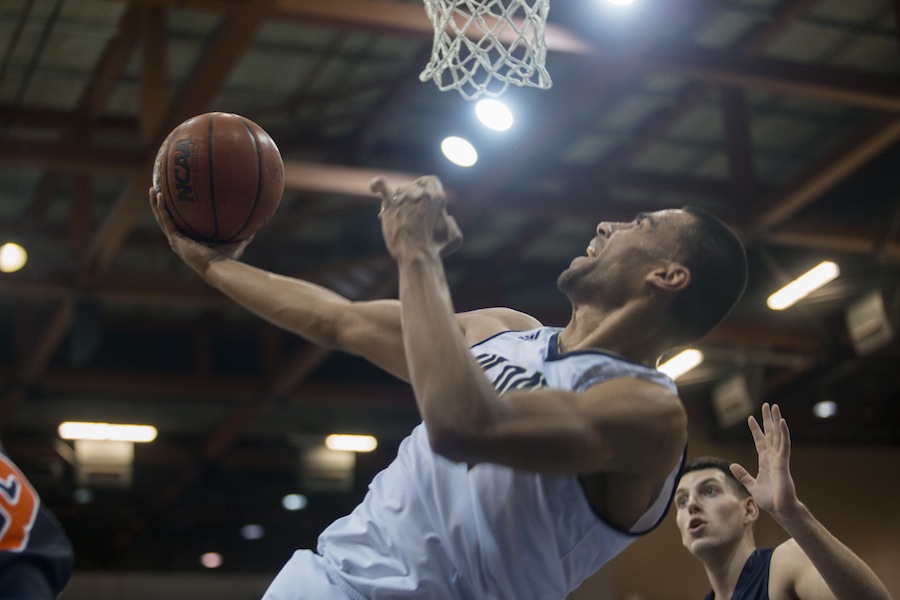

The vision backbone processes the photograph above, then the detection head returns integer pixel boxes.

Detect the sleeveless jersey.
[704,548,775,600]
[265,327,683,600]
[0,443,74,599]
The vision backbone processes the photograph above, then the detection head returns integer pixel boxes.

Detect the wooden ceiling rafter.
[0,300,74,430]
[752,115,900,229]
[139,5,169,142]
[348,43,435,159]
[721,86,757,212]
[0,5,149,429]
[80,0,278,284]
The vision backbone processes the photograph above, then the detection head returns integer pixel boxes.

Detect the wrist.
[772,499,811,532]
[395,247,442,269]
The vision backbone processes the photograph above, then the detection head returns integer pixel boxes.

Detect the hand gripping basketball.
[153,112,284,242]
[371,176,462,260]
[149,187,252,275]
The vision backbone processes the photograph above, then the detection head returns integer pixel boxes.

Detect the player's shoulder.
[456,307,543,345]
[769,538,817,598]
[771,537,806,568]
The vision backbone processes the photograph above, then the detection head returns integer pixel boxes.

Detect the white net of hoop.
[419,0,552,100]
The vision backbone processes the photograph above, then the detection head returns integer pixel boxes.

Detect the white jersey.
[264,327,682,600]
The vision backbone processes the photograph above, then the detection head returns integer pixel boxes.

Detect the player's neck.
[701,539,757,600]
[560,301,672,366]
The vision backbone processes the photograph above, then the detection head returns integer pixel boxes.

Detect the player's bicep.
[333,304,538,383]
[457,307,542,345]
[335,299,409,381]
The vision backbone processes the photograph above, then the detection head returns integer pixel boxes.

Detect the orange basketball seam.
[207,113,220,242]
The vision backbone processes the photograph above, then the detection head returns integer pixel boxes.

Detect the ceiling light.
[281,493,308,511]
[240,524,265,540]
[200,552,223,569]
[325,434,377,453]
[767,261,839,310]
[74,488,94,504]
[0,242,27,273]
[441,136,478,167]
[605,0,635,5]
[657,349,704,380]
[475,99,514,131]
[813,400,838,419]
[58,421,157,443]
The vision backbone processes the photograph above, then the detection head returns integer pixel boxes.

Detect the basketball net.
[419,0,552,100]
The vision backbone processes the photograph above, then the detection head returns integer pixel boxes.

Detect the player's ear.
[648,262,691,292]
[743,496,759,524]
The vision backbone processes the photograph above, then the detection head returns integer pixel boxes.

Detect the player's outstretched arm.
[731,403,893,600]
[149,187,412,379]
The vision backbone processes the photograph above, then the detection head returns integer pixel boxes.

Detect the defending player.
[675,403,893,600]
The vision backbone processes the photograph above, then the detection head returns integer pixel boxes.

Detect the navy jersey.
[704,548,775,600]
[0,443,73,599]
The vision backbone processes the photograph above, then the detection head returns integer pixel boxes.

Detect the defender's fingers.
[747,415,767,454]
[730,463,754,488]
[765,403,782,449]
[777,408,792,457]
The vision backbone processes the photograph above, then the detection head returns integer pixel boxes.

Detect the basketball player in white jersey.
[150,174,748,599]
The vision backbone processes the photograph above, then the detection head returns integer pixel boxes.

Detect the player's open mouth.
[688,518,705,534]
[586,245,597,258]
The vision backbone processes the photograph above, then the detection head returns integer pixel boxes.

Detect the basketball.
[152,112,284,242]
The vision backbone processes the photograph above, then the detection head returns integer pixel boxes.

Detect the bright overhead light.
[58,421,157,443]
[200,552,223,569]
[0,242,27,273]
[282,493,308,511]
[605,0,636,5]
[657,349,704,380]
[325,434,378,453]
[441,136,478,167]
[475,99,514,131]
[767,261,839,310]
[813,400,838,419]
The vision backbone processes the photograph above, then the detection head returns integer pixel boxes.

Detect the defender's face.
[673,468,752,557]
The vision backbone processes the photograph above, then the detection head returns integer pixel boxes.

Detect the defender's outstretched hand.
[730,402,801,521]
[371,176,462,260]
[149,187,252,275]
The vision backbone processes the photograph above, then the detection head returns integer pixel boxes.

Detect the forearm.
[779,503,893,600]
[397,252,501,455]
[205,259,347,345]
[203,258,410,379]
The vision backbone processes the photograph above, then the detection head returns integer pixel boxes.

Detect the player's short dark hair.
[681,456,750,498]
[670,206,748,344]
